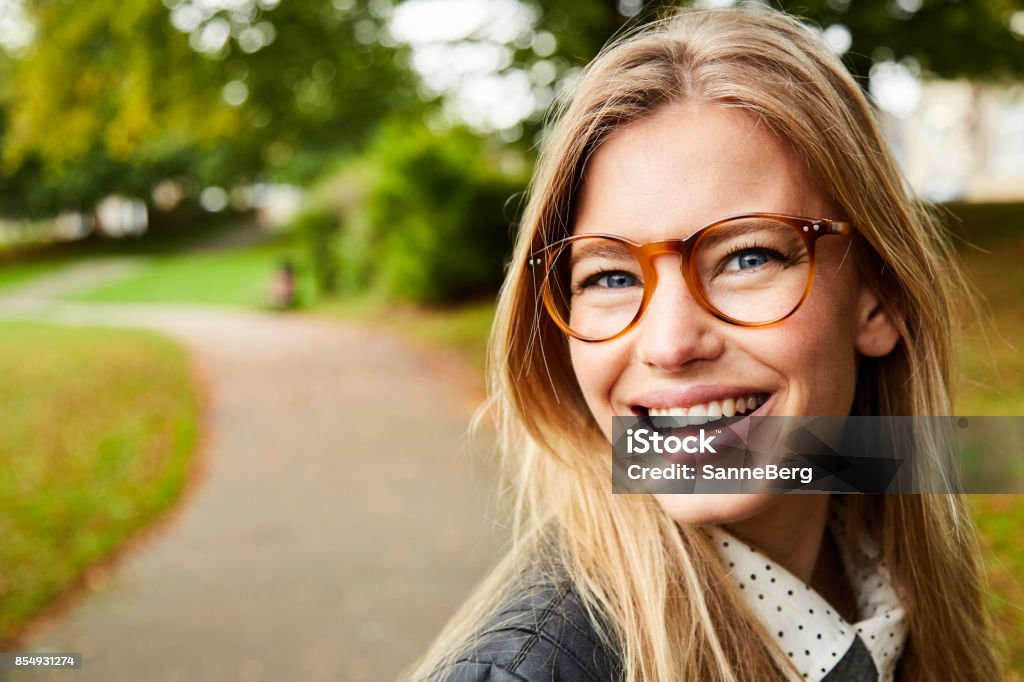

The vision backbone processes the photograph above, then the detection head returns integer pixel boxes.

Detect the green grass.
[69,237,305,308]
[0,211,254,297]
[943,200,1024,244]
[971,495,1024,678]
[950,206,1024,677]
[0,322,200,646]
[0,215,317,310]
[0,259,77,293]
[954,214,1024,417]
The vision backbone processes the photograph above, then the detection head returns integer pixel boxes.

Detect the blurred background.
[0,0,1021,680]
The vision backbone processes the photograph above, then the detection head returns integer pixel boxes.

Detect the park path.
[0,266,507,681]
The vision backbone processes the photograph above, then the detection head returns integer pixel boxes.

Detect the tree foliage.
[522,0,1024,82]
[0,0,419,216]
[1,0,1020,221]
[331,120,529,303]
[771,0,1024,82]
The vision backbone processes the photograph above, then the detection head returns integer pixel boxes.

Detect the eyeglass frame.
[527,212,856,343]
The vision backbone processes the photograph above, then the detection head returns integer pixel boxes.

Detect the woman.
[408,7,1001,681]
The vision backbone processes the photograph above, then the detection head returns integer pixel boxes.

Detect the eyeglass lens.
[544,217,812,340]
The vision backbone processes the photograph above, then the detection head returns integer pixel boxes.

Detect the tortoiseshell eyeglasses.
[528,213,855,343]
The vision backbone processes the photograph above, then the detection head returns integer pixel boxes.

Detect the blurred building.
[881,81,1024,202]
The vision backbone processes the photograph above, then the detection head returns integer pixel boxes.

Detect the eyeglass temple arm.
[829,220,854,235]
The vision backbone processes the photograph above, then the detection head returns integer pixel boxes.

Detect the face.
[568,102,899,528]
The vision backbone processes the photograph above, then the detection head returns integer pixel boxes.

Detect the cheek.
[569,342,622,435]
[760,277,861,412]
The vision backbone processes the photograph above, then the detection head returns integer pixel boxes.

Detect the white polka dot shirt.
[706,506,907,681]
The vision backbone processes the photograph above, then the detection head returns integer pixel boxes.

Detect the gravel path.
[0,273,506,681]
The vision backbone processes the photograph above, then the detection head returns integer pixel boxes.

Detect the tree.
[522,0,1024,83]
[0,0,420,216]
[771,0,1024,83]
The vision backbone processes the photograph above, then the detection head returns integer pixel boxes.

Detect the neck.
[725,495,858,621]
[725,495,830,583]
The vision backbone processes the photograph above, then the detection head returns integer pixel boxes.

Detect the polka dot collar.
[706,506,907,681]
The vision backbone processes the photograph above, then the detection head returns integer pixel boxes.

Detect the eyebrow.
[566,218,784,257]
[567,241,635,268]
[686,219,787,250]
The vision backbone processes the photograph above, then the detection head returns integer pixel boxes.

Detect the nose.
[633,257,725,370]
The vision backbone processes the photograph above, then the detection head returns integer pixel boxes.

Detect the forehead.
[572,103,832,241]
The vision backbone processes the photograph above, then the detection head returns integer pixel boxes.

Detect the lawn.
[0,211,265,298]
[0,322,200,646]
[68,237,305,308]
[971,494,1024,677]
[0,220,312,310]
[954,213,1024,418]
[0,259,79,293]
[951,203,1024,676]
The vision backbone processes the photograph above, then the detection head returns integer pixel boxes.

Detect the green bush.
[343,121,528,304]
[291,205,340,296]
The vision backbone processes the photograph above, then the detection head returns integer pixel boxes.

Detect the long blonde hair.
[408,7,1000,680]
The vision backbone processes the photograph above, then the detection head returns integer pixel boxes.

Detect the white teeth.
[722,398,736,418]
[648,407,686,417]
[646,394,767,422]
[688,404,707,418]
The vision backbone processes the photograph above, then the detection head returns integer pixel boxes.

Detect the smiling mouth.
[632,393,770,426]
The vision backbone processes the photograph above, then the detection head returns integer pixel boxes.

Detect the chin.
[652,492,780,527]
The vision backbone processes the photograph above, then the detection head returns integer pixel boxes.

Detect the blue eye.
[724,249,779,272]
[573,270,640,294]
[597,272,638,288]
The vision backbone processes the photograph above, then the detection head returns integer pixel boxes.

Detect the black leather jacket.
[424,579,886,682]
[429,581,621,681]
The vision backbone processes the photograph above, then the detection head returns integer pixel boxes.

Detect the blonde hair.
[408,7,1000,681]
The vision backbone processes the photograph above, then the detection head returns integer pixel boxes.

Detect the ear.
[854,283,902,358]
